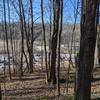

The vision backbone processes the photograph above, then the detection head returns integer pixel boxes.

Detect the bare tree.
[7,0,15,75]
[96,1,100,65]
[0,83,2,100]
[49,0,61,84]
[3,0,12,79]
[48,0,52,73]
[75,0,99,100]
[57,0,63,95]
[18,0,25,76]
[28,0,34,73]
[41,0,49,83]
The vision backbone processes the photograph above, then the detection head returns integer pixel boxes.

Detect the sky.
[0,0,81,24]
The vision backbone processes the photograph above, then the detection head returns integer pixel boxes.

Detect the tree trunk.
[48,0,52,73]
[20,0,29,72]
[57,0,63,95]
[97,32,100,65]
[18,0,25,76]
[3,0,12,80]
[7,0,15,76]
[29,0,34,73]
[0,83,2,100]
[75,0,98,100]
[49,0,60,84]
[41,0,49,83]
[96,1,100,65]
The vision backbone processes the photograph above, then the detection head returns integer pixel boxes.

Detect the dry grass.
[0,65,100,100]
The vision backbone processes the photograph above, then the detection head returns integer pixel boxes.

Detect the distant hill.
[0,23,80,45]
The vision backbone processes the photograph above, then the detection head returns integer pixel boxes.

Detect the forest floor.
[0,66,100,100]
[1,71,71,100]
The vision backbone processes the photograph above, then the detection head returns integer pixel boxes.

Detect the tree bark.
[0,83,2,100]
[48,0,52,74]
[3,0,12,80]
[57,0,63,95]
[49,0,60,84]
[75,0,98,100]
[41,0,49,83]
[18,0,24,76]
[29,0,34,73]
[96,1,100,65]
